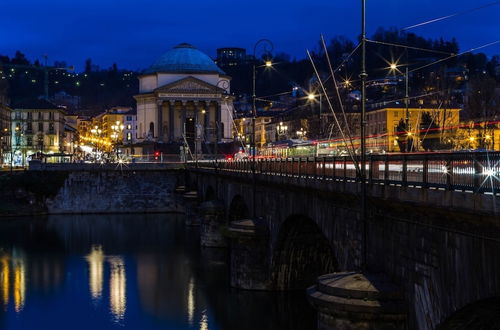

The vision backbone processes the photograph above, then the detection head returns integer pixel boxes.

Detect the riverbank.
[0,169,184,216]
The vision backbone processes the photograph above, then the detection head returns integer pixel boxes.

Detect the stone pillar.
[157,100,163,141]
[216,101,222,142]
[307,272,407,330]
[183,191,200,226]
[200,200,227,248]
[194,101,201,157]
[168,100,175,142]
[181,101,187,138]
[228,218,271,290]
[204,101,210,141]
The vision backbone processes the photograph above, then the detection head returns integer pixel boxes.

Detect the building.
[365,107,461,152]
[134,43,234,155]
[9,99,67,165]
[0,103,11,166]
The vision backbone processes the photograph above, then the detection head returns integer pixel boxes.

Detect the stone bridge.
[188,155,500,330]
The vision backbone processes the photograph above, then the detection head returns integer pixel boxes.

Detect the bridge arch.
[271,214,337,290]
[437,297,500,329]
[204,185,216,201]
[228,195,249,222]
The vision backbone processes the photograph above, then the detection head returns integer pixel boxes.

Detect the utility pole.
[360,0,368,271]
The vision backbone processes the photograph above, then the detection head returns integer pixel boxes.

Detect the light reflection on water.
[0,214,316,330]
[85,245,104,301]
[108,256,126,322]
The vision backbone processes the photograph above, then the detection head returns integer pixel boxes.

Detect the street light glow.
[265,60,272,67]
[390,63,397,70]
[307,93,316,101]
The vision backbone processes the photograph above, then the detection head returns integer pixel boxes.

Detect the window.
[38,112,43,120]
[49,112,54,120]
[126,116,132,121]
[38,122,43,131]
[49,136,54,146]
[127,132,132,141]
[49,123,55,133]
[27,137,32,146]
[127,124,131,130]
[27,112,33,120]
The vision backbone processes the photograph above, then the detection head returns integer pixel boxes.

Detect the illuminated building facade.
[134,43,234,153]
[9,99,67,165]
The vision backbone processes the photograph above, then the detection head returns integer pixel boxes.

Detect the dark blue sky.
[1,0,499,71]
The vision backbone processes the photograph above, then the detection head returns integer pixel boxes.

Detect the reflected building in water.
[85,246,127,322]
[108,256,126,322]
[85,245,105,301]
[0,249,26,313]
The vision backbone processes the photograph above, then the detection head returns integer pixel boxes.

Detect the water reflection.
[108,256,126,322]
[0,214,316,330]
[1,256,9,308]
[85,245,104,301]
[0,250,26,313]
[12,251,26,313]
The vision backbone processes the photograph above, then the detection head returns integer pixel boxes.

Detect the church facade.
[134,43,234,152]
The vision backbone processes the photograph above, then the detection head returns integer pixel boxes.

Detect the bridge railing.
[193,152,500,194]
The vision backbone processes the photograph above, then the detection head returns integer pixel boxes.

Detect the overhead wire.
[320,34,356,151]
[307,49,360,169]
[402,1,500,31]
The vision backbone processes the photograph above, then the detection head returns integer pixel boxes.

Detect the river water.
[0,214,315,330]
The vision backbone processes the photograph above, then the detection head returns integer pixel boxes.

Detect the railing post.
[422,155,428,188]
[384,154,389,186]
[305,157,309,179]
[332,156,336,179]
[402,155,408,187]
[343,157,347,181]
[368,155,373,184]
[446,159,452,191]
[322,157,326,180]
[314,157,318,180]
[473,154,481,193]
[298,158,301,178]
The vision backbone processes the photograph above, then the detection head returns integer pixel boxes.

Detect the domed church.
[134,43,234,153]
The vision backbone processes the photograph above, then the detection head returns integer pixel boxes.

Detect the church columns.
[204,101,210,141]
[167,100,175,142]
[157,100,163,141]
[216,101,222,142]
[181,101,187,138]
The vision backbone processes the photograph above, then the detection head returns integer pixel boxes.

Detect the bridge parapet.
[190,152,500,217]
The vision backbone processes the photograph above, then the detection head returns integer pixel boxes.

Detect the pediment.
[154,76,224,94]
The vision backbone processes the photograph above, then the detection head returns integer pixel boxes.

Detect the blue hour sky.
[0,0,498,71]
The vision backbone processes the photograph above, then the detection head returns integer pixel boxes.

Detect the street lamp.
[388,60,411,152]
[252,39,274,158]
[277,121,288,140]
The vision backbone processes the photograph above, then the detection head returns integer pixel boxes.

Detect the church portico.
[134,43,234,156]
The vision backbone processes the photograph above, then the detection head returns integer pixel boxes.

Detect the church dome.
[144,43,225,75]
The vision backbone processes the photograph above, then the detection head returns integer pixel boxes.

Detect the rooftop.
[144,43,225,75]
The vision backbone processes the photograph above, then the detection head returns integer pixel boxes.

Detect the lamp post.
[251,39,273,219]
[90,126,103,163]
[360,0,368,271]
[110,121,124,161]
[389,61,411,152]
[277,121,288,140]
[252,39,274,159]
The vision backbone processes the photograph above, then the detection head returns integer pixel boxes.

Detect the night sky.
[1,0,499,71]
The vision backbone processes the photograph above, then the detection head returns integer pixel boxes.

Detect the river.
[0,214,315,330]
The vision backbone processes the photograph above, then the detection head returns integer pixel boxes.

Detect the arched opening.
[272,215,337,290]
[437,297,500,329]
[204,186,216,201]
[228,195,249,222]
